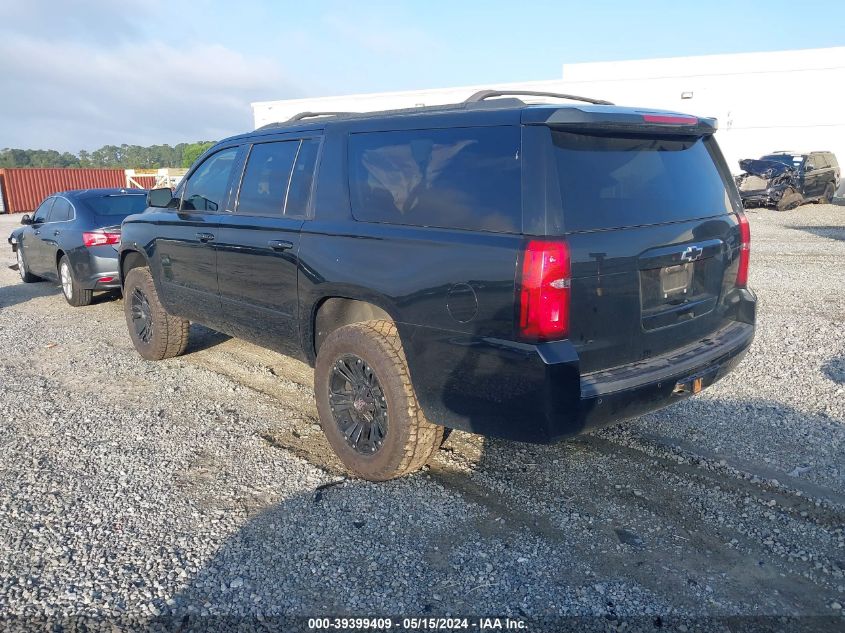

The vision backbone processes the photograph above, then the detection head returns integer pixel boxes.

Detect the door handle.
[268,240,294,252]
[196,232,215,243]
[53,230,60,236]
[34,230,40,236]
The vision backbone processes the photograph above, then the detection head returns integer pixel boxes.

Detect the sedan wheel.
[58,255,93,307]
[16,248,38,283]
[60,261,73,299]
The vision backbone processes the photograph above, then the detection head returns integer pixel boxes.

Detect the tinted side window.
[348,126,521,233]
[286,138,321,217]
[236,141,298,217]
[182,147,239,212]
[49,198,73,222]
[33,198,54,223]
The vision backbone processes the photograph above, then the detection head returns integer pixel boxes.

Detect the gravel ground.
[0,205,843,632]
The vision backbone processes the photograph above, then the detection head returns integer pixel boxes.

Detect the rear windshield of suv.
[552,131,733,232]
[84,194,148,216]
[348,126,521,233]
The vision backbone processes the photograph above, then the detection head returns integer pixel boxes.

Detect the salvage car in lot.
[9,188,147,306]
[118,91,756,481]
[735,151,839,211]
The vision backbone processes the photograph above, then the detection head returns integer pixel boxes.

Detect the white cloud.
[0,3,299,151]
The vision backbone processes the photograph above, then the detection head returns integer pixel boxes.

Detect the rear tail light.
[518,240,571,341]
[735,212,751,288]
[83,231,120,248]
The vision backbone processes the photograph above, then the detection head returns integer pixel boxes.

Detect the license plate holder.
[659,262,693,298]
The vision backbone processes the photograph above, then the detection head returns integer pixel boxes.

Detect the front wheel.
[123,267,190,360]
[314,320,444,481]
[819,183,835,205]
[16,248,39,283]
[59,255,92,307]
[777,188,803,212]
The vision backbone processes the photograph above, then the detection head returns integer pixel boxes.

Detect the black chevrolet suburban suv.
[119,90,756,481]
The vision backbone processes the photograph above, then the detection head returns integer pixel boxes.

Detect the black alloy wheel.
[130,287,154,343]
[329,354,388,454]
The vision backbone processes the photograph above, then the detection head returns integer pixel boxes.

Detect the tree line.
[0,142,216,170]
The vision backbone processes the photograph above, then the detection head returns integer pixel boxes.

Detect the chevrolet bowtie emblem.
[680,246,704,263]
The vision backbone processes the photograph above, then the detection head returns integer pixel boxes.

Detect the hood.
[739,158,795,178]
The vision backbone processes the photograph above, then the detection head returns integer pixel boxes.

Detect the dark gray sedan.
[8,188,147,306]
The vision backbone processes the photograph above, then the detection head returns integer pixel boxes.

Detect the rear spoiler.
[523,105,718,136]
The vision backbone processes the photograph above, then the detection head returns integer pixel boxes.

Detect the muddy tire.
[16,247,39,283]
[314,320,444,481]
[819,182,835,205]
[777,188,803,212]
[59,255,93,307]
[123,267,190,361]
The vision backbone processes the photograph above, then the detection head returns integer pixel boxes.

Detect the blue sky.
[1,0,843,151]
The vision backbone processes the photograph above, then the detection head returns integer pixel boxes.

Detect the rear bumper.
[68,246,121,290]
[573,319,753,434]
[405,289,757,444]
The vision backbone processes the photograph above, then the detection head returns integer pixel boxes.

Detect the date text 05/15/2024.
[307,617,528,630]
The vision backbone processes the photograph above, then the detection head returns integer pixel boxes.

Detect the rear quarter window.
[49,198,74,222]
[348,126,521,233]
[552,131,733,232]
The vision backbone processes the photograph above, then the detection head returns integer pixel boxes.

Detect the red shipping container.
[0,168,148,214]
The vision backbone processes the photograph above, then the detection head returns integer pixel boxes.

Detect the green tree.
[0,141,217,169]
[181,142,215,168]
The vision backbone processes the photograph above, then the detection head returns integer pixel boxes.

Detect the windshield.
[83,194,148,217]
[760,154,804,168]
[552,131,733,231]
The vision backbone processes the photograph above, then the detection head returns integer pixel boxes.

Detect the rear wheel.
[777,188,803,211]
[123,267,189,360]
[819,182,835,205]
[314,320,444,481]
[59,255,92,307]
[16,248,39,283]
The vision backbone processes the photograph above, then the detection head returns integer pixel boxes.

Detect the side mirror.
[147,187,175,208]
[20,214,32,225]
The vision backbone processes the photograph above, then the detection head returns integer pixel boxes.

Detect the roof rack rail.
[465,89,613,106]
[287,111,354,122]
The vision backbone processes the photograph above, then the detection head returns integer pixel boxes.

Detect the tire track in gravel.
[172,327,844,613]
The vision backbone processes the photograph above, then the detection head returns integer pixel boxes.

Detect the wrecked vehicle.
[735,151,839,211]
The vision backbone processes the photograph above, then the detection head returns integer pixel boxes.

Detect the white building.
[252,47,845,176]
